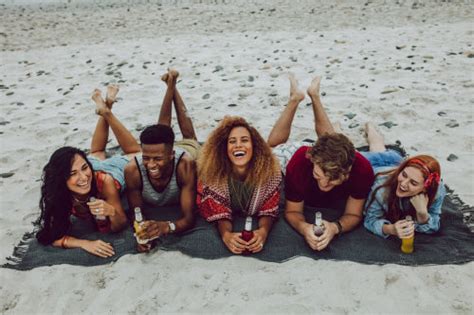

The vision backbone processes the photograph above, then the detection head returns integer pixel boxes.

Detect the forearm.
[257,216,274,234]
[52,236,88,249]
[217,219,233,238]
[285,211,310,234]
[415,210,430,224]
[382,224,396,236]
[174,214,194,234]
[108,212,128,232]
[338,213,363,233]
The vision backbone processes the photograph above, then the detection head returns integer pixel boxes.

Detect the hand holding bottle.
[87,197,115,218]
[247,228,268,253]
[393,219,415,239]
[302,223,320,250]
[137,220,169,241]
[313,220,338,251]
[222,231,248,254]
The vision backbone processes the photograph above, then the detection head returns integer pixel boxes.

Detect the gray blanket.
[3,190,473,270]
[3,143,473,270]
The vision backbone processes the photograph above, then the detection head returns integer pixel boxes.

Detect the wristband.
[61,236,69,249]
[334,221,343,235]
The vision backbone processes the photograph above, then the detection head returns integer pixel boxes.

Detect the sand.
[0,0,473,314]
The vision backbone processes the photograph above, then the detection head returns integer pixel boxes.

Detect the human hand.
[81,239,115,258]
[87,198,116,217]
[137,220,169,241]
[247,228,268,253]
[137,242,153,253]
[302,223,320,250]
[222,231,248,254]
[313,220,338,251]
[410,193,429,215]
[393,220,415,239]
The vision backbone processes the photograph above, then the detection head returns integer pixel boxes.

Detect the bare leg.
[307,76,335,137]
[267,73,305,147]
[92,90,141,157]
[157,71,175,126]
[168,70,197,140]
[90,89,110,160]
[365,122,386,152]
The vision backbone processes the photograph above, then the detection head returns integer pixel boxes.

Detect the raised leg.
[90,89,110,160]
[267,73,305,147]
[157,71,175,126]
[365,122,386,152]
[169,70,197,140]
[92,88,140,157]
[307,76,335,137]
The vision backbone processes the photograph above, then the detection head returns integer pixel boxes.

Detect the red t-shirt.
[285,146,374,207]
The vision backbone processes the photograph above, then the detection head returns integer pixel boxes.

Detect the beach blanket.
[3,187,473,270]
[3,144,473,270]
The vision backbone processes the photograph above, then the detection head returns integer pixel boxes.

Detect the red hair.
[367,155,441,223]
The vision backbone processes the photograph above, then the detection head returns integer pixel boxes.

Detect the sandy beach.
[1,0,473,314]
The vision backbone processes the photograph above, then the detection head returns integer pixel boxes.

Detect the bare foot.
[91,89,110,116]
[289,73,305,103]
[168,68,179,80]
[307,76,321,99]
[105,85,119,108]
[365,122,386,152]
[161,72,169,83]
[161,69,179,84]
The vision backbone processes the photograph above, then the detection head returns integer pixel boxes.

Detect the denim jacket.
[363,166,446,238]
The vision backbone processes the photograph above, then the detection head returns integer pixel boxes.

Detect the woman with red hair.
[363,123,446,239]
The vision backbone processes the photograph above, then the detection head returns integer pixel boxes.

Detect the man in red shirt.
[268,74,374,251]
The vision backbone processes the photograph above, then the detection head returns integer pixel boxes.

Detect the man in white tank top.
[124,69,200,252]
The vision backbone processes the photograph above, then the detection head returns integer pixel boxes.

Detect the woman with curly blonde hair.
[197,116,282,255]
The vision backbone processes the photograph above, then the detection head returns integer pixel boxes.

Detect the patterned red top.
[197,171,282,222]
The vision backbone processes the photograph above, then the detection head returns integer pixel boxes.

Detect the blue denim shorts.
[87,155,129,192]
[359,149,403,169]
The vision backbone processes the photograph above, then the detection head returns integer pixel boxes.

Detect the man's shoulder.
[288,146,312,169]
[176,153,197,180]
[352,151,375,177]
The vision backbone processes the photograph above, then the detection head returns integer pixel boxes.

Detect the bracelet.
[334,221,343,235]
[62,236,69,249]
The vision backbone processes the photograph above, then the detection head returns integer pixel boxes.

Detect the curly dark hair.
[306,133,355,181]
[198,116,280,186]
[36,147,98,245]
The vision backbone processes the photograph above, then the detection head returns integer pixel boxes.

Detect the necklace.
[72,194,89,204]
[228,176,254,214]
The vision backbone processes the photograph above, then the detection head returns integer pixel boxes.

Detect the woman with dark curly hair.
[197,116,282,255]
[36,86,140,258]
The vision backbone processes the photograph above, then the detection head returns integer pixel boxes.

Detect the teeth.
[233,151,245,157]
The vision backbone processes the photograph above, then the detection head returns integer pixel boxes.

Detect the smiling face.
[312,163,345,192]
[227,126,253,174]
[141,143,174,180]
[66,154,93,196]
[396,166,425,197]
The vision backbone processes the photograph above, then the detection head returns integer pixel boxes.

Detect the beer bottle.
[313,211,325,236]
[241,216,254,255]
[401,215,414,254]
[90,197,106,221]
[133,207,149,245]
